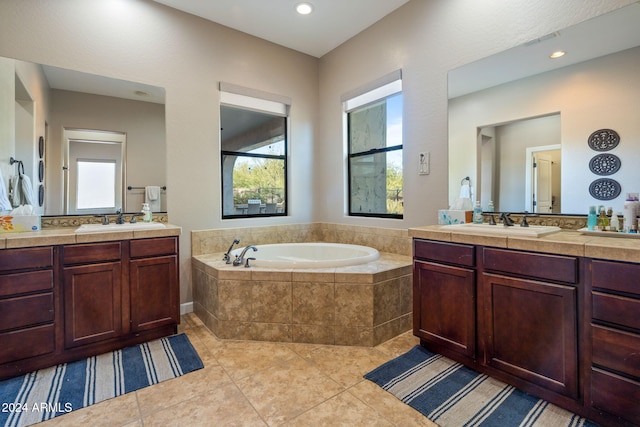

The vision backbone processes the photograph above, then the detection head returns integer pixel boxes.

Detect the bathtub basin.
[441,223,561,237]
[231,242,380,268]
[75,222,166,233]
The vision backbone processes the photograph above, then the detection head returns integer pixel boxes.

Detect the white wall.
[0,0,634,305]
[449,46,640,214]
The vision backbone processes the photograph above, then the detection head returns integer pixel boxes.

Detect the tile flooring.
[36,313,437,426]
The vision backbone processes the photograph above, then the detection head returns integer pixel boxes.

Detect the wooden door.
[130,255,178,332]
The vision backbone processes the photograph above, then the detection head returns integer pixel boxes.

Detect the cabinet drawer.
[0,324,55,365]
[130,237,177,258]
[591,259,640,295]
[0,270,53,297]
[593,291,640,330]
[0,293,54,331]
[591,368,640,425]
[483,248,577,284]
[63,242,122,265]
[592,325,640,379]
[0,247,53,272]
[414,239,475,267]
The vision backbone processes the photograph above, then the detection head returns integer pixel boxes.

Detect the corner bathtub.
[231,242,380,269]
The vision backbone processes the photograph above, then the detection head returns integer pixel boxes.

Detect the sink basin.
[75,222,166,233]
[441,223,561,237]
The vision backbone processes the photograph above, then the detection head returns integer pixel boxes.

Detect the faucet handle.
[244,257,256,268]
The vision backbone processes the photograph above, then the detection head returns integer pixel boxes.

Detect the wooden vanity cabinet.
[0,235,179,381]
[129,237,179,332]
[413,240,476,362]
[588,259,640,425]
[62,242,124,348]
[0,247,56,366]
[480,248,579,400]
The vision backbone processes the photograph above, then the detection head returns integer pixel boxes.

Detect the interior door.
[533,152,553,213]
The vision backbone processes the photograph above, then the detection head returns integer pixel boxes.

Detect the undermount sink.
[75,222,166,233]
[441,223,562,237]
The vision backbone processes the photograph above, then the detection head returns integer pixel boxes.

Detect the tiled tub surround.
[192,223,413,346]
[192,252,412,346]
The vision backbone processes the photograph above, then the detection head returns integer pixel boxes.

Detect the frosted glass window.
[76,160,116,209]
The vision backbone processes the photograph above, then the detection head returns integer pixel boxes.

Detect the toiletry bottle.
[487,201,494,212]
[610,212,620,232]
[587,206,597,231]
[473,201,483,224]
[598,207,609,230]
[623,194,635,233]
[142,203,152,223]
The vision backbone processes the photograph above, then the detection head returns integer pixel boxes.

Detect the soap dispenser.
[141,203,152,223]
[473,201,483,224]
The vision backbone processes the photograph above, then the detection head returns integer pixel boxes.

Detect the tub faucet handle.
[223,238,241,263]
[244,257,256,268]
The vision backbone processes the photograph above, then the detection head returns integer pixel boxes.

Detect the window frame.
[345,77,403,219]
[219,85,290,220]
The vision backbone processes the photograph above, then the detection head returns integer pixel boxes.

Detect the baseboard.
[180,302,194,315]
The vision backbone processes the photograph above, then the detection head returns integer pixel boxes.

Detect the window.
[220,84,289,218]
[346,73,403,218]
[76,160,116,209]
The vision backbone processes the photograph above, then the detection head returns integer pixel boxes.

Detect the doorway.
[525,145,561,213]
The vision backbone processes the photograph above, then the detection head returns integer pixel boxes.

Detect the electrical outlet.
[419,152,430,175]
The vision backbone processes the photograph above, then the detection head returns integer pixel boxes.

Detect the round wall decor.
[589,178,621,200]
[588,128,620,151]
[589,153,621,176]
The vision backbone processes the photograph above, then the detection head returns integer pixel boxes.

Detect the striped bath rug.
[365,345,597,427]
[0,333,203,427]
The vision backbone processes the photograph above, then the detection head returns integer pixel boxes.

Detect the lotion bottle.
[473,201,483,224]
[610,212,620,232]
[141,203,152,223]
[623,194,635,233]
[587,206,597,231]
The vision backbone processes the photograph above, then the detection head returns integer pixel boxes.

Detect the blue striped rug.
[365,345,597,427]
[0,334,203,427]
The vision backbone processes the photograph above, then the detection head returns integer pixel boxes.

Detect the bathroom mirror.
[448,3,640,215]
[1,57,166,215]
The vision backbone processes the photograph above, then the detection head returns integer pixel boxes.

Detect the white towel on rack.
[9,174,35,207]
[0,172,12,211]
[145,186,161,212]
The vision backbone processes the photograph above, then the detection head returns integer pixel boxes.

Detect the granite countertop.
[409,225,640,263]
[0,224,181,249]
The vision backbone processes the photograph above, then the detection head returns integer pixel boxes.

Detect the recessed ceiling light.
[295,2,314,15]
[549,50,566,59]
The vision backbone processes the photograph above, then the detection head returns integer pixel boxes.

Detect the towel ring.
[461,176,470,185]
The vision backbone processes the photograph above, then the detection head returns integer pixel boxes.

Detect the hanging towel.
[0,172,12,211]
[10,174,35,207]
[145,186,161,212]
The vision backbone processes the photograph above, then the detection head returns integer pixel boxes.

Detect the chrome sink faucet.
[233,245,258,266]
[115,209,125,224]
[223,239,240,264]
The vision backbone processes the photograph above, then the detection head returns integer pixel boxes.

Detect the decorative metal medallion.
[588,128,620,151]
[589,178,621,200]
[589,153,621,176]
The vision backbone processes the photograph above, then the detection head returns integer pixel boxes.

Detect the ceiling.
[152,0,411,58]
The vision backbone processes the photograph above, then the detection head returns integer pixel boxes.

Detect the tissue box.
[0,215,41,233]
[438,209,472,225]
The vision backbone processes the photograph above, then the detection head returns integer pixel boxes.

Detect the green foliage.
[233,157,285,204]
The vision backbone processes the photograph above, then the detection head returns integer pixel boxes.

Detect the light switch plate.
[419,152,430,175]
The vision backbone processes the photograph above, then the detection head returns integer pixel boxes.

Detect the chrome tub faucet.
[233,245,258,266]
[223,238,240,264]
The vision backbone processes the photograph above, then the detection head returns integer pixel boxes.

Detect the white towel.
[0,172,12,211]
[10,174,35,207]
[145,186,161,212]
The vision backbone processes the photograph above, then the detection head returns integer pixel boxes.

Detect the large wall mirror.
[1,57,166,216]
[448,2,640,215]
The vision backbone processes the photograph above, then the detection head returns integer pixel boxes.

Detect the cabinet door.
[64,262,122,348]
[414,260,475,358]
[481,273,578,398]
[130,255,179,332]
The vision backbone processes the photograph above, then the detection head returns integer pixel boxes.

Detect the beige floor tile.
[235,355,344,426]
[302,345,391,388]
[36,392,139,427]
[348,380,438,427]
[283,391,394,426]
[141,382,266,427]
[375,330,420,358]
[136,364,233,417]
[212,340,299,381]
